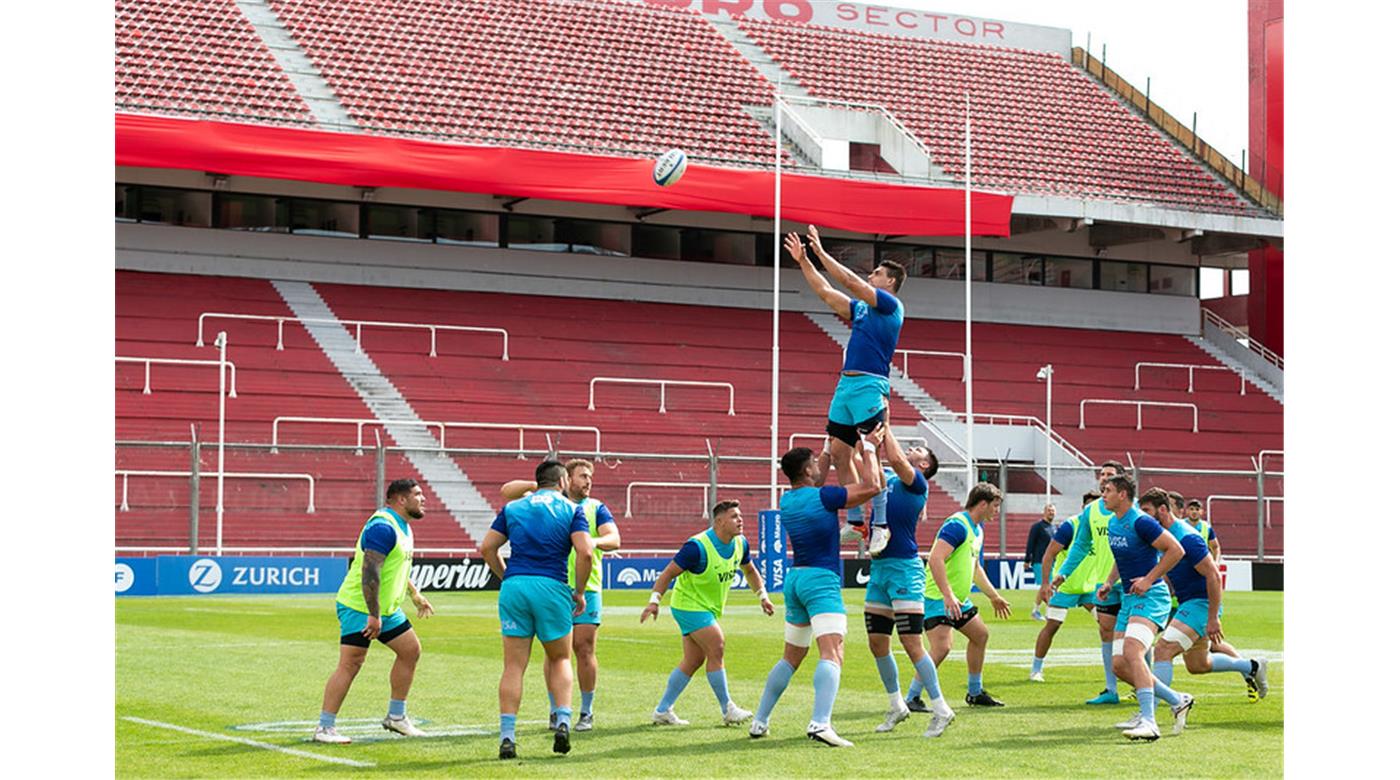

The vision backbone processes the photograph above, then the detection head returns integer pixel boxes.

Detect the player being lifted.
[751,426,886,747]
[1097,474,1190,740]
[786,225,906,555]
[860,433,946,735]
[905,483,1013,717]
[640,500,775,726]
[1029,491,1105,683]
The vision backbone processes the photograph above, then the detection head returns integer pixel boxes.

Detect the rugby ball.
[653,149,688,187]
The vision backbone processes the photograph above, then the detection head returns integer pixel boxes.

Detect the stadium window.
[1199,267,1225,299]
[130,186,212,227]
[365,204,431,243]
[934,248,987,281]
[433,209,499,246]
[1148,264,1197,297]
[681,228,756,265]
[1231,268,1251,295]
[992,253,1044,285]
[632,224,682,261]
[506,215,564,251]
[116,185,138,222]
[558,219,629,256]
[214,192,286,232]
[822,239,875,274]
[289,199,359,238]
[1099,260,1149,293]
[1044,257,1093,289]
[878,244,934,278]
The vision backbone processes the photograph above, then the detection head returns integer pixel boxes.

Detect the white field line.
[121,716,376,768]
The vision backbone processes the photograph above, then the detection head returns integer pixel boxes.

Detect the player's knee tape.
[1160,625,1195,653]
[811,613,848,638]
[1111,638,1125,656]
[785,622,813,647]
[864,612,895,636]
[891,599,923,614]
[893,612,923,636]
[1125,622,1157,649]
[1045,606,1068,623]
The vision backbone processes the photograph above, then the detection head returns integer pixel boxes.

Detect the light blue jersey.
[881,467,927,560]
[1107,506,1165,587]
[841,290,904,377]
[1163,519,1211,604]
[778,486,847,577]
[490,490,589,583]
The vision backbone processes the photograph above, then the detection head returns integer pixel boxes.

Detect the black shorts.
[924,604,979,631]
[340,618,413,648]
[826,410,887,447]
[1095,602,1121,617]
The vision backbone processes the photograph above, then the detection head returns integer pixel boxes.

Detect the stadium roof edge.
[1012,194,1283,240]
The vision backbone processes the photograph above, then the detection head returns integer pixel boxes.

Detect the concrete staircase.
[1185,333,1284,404]
[235,0,358,130]
[271,280,497,540]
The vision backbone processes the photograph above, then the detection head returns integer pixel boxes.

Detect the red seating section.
[115,0,315,125]
[737,17,1253,213]
[263,0,780,162]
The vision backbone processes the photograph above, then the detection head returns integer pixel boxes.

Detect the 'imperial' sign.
[641,0,1072,55]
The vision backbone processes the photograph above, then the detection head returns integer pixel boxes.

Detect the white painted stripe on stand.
[121,716,376,768]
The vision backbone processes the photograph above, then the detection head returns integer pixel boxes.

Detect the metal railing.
[195,312,509,360]
[588,377,735,415]
[1206,494,1284,529]
[625,481,788,518]
[1079,399,1199,433]
[1202,309,1283,370]
[116,356,237,397]
[928,411,1094,467]
[895,349,966,382]
[1134,361,1244,395]
[270,416,602,456]
[117,469,316,513]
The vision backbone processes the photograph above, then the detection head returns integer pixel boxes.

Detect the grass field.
[116,588,1282,777]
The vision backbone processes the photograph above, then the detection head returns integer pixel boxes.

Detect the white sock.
[889,691,904,709]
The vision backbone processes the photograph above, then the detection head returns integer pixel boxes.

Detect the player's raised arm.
[501,480,536,500]
[839,424,887,507]
[785,231,852,317]
[804,224,882,309]
[881,430,918,488]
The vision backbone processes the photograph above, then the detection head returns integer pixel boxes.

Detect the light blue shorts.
[499,575,575,643]
[1115,582,1172,632]
[1171,598,1223,639]
[864,557,925,608]
[1094,581,1124,607]
[827,374,890,427]
[336,604,407,637]
[573,590,602,626]
[1048,590,1097,610]
[784,567,846,625]
[671,607,718,636]
[924,595,975,621]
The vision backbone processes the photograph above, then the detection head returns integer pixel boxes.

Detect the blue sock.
[913,654,942,702]
[1101,643,1116,690]
[874,654,900,694]
[871,488,888,528]
[1137,688,1156,722]
[756,659,795,722]
[581,690,594,716]
[811,660,842,726]
[547,690,556,711]
[848,504,865,527]
[1031,656,1045,675]
[500,713,516,741]
[318,711,336,729]
[906,674,924,702]
[388,698,406,718]
[1152,676,1181,707]
[551,706,571,727]
[706,669,732,712]
[656,667,692,713]
[967,672,983,696]
[1211,653,1255,677]
[1153,660,1175,687]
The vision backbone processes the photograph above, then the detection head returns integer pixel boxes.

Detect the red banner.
[115,113,1011,237]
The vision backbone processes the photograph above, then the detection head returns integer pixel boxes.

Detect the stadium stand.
[115,0,315,124]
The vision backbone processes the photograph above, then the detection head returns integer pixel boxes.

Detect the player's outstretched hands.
[1206,616,1224,645]
[863,422,888,446]
[641,600,660,623]
[759,594,776,616]
[943,595,963,622]
[991,594,1012,620]
[784,232,808,264]
[413,593,435,619]
[806,224,826,256]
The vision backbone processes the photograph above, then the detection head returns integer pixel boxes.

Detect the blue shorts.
[1047,590,1097,610]
[499,575,575,643]
[864,557,925,608]
[671,607,718,636]
[573,590,602,626]
[1171,598,1222,639]
[1094,581,1124,607]
[827,374,890,427]
[1115,583,1172,632]
[784,567,846,625]
[337,603,408,637]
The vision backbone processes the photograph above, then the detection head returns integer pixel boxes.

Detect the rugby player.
[1028,491,1103,683]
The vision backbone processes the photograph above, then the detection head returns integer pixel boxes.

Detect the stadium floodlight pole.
[214,330,228,556]
[964,92,974,489]
[1037,364,1054,503]
[770,86,783,510]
